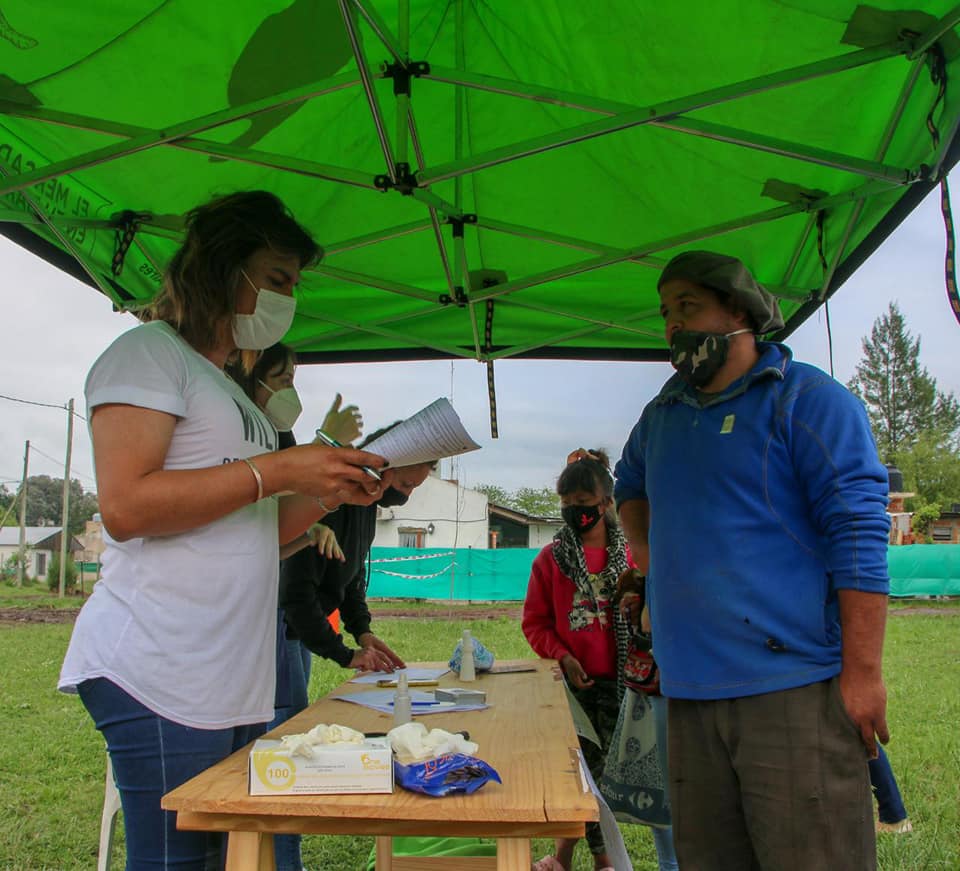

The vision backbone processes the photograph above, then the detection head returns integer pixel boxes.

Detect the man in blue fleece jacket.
[614,251,890,871]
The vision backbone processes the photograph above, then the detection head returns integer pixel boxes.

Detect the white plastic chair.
[98,752,122,871]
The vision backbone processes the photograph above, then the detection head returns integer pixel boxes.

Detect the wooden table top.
[162,659,597,839]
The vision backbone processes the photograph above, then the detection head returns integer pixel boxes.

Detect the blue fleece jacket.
[614,343,890,700]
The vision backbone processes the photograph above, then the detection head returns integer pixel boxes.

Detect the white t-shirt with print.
[59,320,281,729]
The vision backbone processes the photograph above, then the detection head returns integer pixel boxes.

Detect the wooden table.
[162,659,596,870]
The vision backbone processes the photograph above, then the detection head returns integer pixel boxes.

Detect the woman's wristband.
[241,457,264,502]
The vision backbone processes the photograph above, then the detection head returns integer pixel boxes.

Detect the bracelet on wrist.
[241,457,264,502]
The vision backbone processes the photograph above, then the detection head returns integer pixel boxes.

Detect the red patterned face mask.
[561,503,603,533]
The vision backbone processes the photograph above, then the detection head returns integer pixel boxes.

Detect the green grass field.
[0,591,957,870]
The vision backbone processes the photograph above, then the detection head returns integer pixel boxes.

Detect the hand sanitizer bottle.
[393,671,412,726]
[460,629,476,682]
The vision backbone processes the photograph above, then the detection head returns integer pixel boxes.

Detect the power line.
[24,444,97,485]
[0,392,86,421]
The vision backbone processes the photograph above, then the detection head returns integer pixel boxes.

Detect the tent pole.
[452,0,482,360]
[339,0,396,183]
[651,118,913,183]
[393,0,410,166]
[311,264,437,302]
[417,43,910,187]
[351,0,407,65]
[407,105,459,295]
[0,166,118,302]
[474,176,915,304]
[295,307,473,359]
[323,220,431,256]
[0,72,365,196]
[907,6,960,59]
[818,56,928,296]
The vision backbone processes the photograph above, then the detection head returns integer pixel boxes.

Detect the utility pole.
[17,440,29,587]
[58,399,75,598]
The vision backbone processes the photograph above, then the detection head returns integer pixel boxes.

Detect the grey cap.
[657,250,784,334]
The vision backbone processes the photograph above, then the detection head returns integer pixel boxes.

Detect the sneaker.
[876,818,913,834]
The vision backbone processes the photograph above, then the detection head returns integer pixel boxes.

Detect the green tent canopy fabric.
[2,2,960,362]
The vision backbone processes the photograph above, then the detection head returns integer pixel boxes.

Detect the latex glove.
[320,393,363,445]
[307,522,345,561]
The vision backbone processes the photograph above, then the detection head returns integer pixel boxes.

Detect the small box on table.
[434,687,487,704]
[248,737,394,795]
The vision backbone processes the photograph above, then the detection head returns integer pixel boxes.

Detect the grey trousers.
[668,678,876,871]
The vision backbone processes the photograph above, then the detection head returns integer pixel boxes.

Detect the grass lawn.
[0,594,957,870]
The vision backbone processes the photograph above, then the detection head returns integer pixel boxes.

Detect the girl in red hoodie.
[524,449,627,871]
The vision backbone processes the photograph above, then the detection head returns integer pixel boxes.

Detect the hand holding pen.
[315,429,383,482]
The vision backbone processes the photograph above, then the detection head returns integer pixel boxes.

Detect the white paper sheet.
[578,749,634,871]
[336,689,488,715]
[349,667,450,684]
[361,398,480,467]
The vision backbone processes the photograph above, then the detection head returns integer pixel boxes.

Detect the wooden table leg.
[374,835,393,870]
[225,831,274,871]
[495,838,531,871]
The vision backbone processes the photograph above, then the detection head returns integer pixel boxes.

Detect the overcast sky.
[3,175,960,499]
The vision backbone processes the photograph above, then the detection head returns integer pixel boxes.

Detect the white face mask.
[259,380,302,431]
[231,270,297,350]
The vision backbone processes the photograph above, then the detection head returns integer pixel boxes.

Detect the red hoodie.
[522,542,622,680]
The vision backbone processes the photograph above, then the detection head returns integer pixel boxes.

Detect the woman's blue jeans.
[649,695,680,871]
[869,744,908,823]
[78,678,265,870]
[270,635,313,871]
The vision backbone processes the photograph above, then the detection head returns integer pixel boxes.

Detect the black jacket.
[279,503,376,667]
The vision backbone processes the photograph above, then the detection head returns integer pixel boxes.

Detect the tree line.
[0,476,99,536]
[847,302,960,537]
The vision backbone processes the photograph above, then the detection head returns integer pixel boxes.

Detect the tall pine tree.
[848,302,960,463]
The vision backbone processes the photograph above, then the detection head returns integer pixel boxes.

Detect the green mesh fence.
[367,545,960,601]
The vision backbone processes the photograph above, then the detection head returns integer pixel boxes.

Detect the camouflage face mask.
[669,328,750,388]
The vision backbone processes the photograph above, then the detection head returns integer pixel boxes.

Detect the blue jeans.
[78,678,265,870]
[869,744,908,823]
[649,695,679,871]
[269,635,312,871]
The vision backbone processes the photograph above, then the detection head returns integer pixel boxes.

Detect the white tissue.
[279,723,366,758]
[387,721,479,761]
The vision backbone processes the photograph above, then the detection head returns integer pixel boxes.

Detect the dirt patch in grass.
[0,604,523,625]
[3,603,953,626]
[0,607,81,625]
[890,606,960,617]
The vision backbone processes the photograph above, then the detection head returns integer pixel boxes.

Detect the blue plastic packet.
[394,753,502,797]
[448,637,495,674]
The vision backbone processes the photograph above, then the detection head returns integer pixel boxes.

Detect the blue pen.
[315,429,382,481]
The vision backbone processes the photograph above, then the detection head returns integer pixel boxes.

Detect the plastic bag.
[394,753,502,797]
[448,637,495,673]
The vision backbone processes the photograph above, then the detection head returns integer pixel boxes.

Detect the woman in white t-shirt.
[59,190,392,870]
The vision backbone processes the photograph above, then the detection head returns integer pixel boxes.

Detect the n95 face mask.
[259,381,302,431]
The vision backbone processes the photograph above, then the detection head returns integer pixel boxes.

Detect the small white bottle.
[393,671,412,726]
[459,629,476,682]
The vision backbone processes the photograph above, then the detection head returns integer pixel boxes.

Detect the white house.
[488,504,563,549]
[373,473,489,549]
[0,526,81,578]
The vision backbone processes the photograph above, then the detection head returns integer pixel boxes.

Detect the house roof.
[0,526,69,548]
[489,504,562,526]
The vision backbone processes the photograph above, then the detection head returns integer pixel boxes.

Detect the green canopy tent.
[2,1,960,375]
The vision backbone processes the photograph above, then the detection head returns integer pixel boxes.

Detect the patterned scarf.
[551,522,629,635]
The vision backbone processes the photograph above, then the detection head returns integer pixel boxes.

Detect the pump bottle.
[460,629,476,682]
